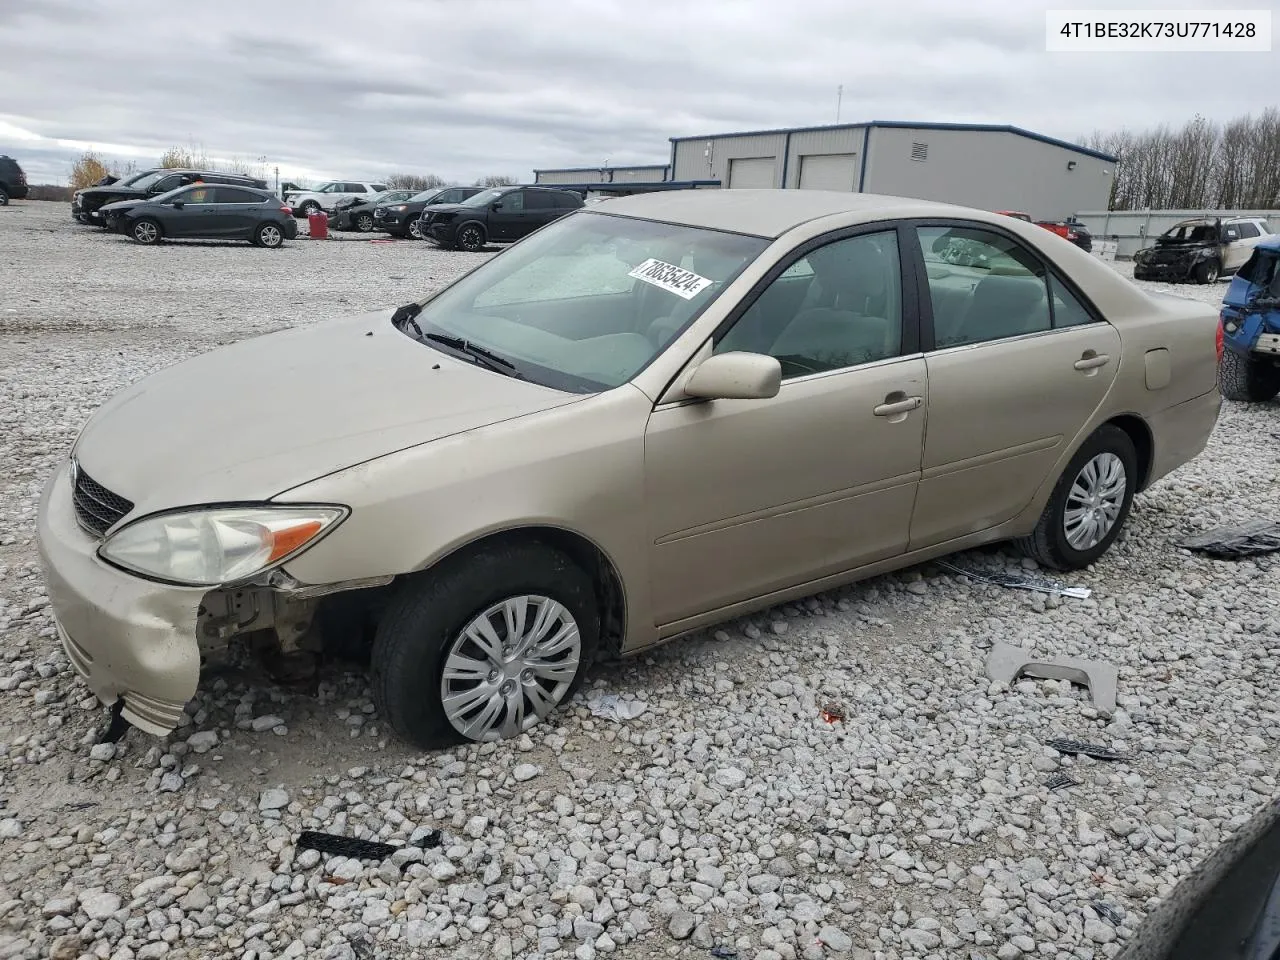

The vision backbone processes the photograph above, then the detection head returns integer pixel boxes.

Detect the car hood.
[80,186,148,202]
[422,203,474,217]
[72,311,580,515]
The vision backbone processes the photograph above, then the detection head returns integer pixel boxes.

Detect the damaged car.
[1218,236,1280,402]
[1134,216,1273,284]
[38,191,1221,749]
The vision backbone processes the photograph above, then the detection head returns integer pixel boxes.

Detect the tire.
[300,200,320,217]
[1194,259,1220,284]
[0,188,9,206]
[408,219,423,240]
[1218,348,1280,402]
[130,218,162,245]
[254,222,284,248]
[371,541,599,749]
[457,222,486,252]
[355,213,374,232]
[1017,424,1138,571]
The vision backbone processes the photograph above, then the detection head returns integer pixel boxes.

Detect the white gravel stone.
[258,788,289,810]
[77,890,120,920]
[512,763,541,782]
[186,730,218,753]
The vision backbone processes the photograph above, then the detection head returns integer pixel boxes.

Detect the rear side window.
[553,192,581,209]
[216,187,264,204]
[525,191,552,210]
[342,183,364,193]
[1047,275,1095,328]
[372,184,388,192]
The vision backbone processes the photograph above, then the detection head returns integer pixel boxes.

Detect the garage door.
[727,157,777,189]
[798,153,858,191]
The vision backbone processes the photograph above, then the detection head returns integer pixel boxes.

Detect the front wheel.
[0,188,9,206]
[371,541,598,749]
[1194,259,1220,284]
[457,223,486,252]
[300,200,320,217]
[254,222,284,248]
[1017,424,1137,571]
[355,213,374,232]
[408,219,423,240]
[130,218,162,245]
[1219,348,1280,402]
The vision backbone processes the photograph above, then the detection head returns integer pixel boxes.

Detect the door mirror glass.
[491,201,504,211]
[684,352,781,401]
[171,201,184,209]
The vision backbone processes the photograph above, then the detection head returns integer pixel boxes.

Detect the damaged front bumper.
[1133,252,1200,280]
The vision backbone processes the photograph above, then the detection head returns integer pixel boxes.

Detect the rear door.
[214,187,264,238]
[907,221,1123,548]
[521,190,563,236]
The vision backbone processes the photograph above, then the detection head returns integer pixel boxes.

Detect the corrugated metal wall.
[672,133,788,185]
[785,127,864,189]
[534,166,668,184]
[862,127,1113,220]
[1072,209,1280,259]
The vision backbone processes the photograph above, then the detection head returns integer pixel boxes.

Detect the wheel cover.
[261,225,281,245]
[357,215,372,231]
[134,221,157,242]
[1063,452,1126,550]
[440,594,581,741]
[408,220,422,238]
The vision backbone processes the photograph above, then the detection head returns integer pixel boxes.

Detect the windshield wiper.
[422,332,521,377]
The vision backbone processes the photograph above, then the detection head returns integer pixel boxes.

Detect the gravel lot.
[0,200,1276,960]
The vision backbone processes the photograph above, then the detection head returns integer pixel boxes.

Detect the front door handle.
[873,394,923,418]
[1074,352,1111,371]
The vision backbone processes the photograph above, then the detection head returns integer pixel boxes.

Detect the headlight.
[389,205,407,211]
[100,505,347,586]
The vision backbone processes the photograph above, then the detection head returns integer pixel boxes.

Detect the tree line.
[66,147,515,193]
[1083,108,1280,211]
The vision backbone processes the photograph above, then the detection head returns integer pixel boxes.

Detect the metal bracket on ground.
[985,640,1118,717]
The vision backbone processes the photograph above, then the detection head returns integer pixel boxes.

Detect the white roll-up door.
[797,153,858,191]
[727,157,777,188]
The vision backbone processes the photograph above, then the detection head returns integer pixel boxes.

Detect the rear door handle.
[1074,353,1111,371]
[873,395,923,417]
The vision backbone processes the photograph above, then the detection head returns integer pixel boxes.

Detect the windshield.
[112,170,153,188]
[128,171,171,191]
[410,211,769,393]
[1160,221,1217,244]
[409,188,443,203]
[460,189,506,208]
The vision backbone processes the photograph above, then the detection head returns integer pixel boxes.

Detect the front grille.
[72,464,133,537]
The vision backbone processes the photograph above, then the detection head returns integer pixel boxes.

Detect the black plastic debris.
[98,699,129,744]
[413,829,443,850]
[1045,772,1079,792]
[710,948,739,959]
[1180,520,1280,559]
[298,831,398,861]
[1046,738,1128,762]
[1093,901,1124,926]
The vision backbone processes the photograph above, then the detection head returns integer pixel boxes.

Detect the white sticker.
[627,258,713,300]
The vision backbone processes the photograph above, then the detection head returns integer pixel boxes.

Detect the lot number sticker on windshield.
[628,258,713,300]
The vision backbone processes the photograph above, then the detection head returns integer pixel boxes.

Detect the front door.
[644,228,926,625]
[487,190,527,241]
[160,185,220,238]
[908,222,1122,548]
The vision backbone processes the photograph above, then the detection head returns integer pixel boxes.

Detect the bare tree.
[473,174,517,187]
[386,173,446,190]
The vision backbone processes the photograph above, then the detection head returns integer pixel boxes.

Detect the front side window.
[184,186,214,203]
[497,191,525,212]
[715,231,902,379]
[410,212,768,392]
[315,182,340,193]
[917,225,1052,348]
[410,188,443,203]
[461,189,506,208]
[1235,222,1259,240]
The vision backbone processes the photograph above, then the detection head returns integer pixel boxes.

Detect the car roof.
[591,189,1003,239]
[1257,235,1280,253]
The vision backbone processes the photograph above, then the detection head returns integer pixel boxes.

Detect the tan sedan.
[37,190,1221,748]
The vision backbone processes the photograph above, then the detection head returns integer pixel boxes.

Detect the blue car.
[1219,236,1280,402]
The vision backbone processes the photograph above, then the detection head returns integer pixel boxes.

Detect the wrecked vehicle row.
[1218,235,1280,402]
[1134,215,1273,284]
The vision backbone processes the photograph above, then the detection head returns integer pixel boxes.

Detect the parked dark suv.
[421,186,583,251]
[73,168,270,225]
[0,156,28,204]
[374,185,485,238]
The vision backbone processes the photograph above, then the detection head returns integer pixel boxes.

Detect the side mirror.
[171,201,184,209]
[684,352,781,401]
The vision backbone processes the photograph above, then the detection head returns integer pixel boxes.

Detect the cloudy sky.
[1,0,1274,186]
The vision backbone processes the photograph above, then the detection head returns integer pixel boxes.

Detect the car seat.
[937,274,1046,347]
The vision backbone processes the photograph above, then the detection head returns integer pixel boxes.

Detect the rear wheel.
[1017,424,1137,571]
[254,222,284,248]
[355,213,374,232]
[371,541,598,749]
[300,200,320,217]
[0,188,9,206]
[130,218,162,245]
[1194,259,1220,284]
[457,223,486,252]
[1219,348,1280,402]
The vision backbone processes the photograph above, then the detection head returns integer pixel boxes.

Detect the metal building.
[669,121,1118,220]
[534,164,669,185]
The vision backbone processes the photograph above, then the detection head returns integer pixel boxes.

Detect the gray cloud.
[0,0,1273,185]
